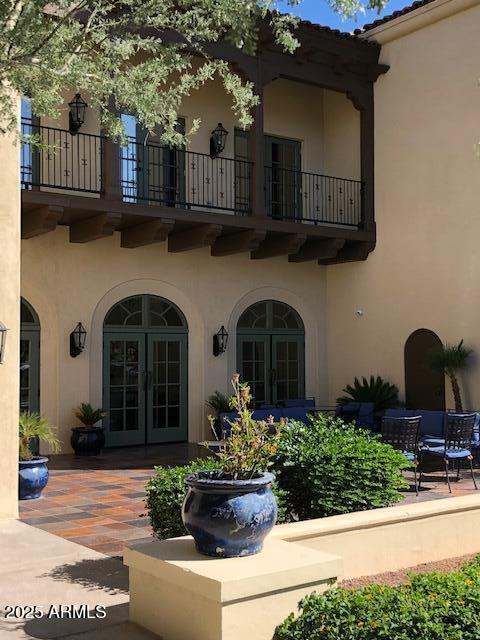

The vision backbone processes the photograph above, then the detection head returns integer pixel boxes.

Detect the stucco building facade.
[1,0,478,517]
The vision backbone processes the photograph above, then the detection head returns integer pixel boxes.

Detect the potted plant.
[182,374,280,558]
[429,340,473,412]
[206,390,231,439]
[71,403,106,456]
[19,412,60,500]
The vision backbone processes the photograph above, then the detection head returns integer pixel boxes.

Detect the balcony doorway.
[236,300,305,406]
[265,135,302,220]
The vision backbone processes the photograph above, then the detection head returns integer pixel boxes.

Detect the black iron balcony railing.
[265,166,363,227]
[21,121,103,194]
[20,123,363,228]
[121,138,252,214]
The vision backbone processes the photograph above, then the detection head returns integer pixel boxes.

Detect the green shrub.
[274,556,480,640]
[273,416,409,521]
[145,457,288,539]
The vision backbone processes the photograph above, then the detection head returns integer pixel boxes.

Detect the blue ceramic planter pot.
[71,427,105,456]
[182,470,277,557]
[19,457,49,500]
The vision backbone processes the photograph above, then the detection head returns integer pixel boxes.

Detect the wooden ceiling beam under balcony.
[168,223,223,253]
[211,229,266,257]
[69,213,121,243]
[121,218,175,249]
[318,240,375,265]
[288,238,345,263]
[251,233,307,260]
[21,205,63,239]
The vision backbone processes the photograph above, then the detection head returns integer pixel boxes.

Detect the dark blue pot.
[71,427,105,456]
[182,470,277,557]
[19,457,49,500]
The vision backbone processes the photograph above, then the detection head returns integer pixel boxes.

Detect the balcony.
[20,122,374,263]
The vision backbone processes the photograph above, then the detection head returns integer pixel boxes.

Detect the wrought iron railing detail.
[121,138,252,214]
[265,166,363,227]
[21,121,103,193]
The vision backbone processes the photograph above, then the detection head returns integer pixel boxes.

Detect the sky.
[277,0,412,32]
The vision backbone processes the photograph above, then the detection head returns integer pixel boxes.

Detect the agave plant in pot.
[19,412,60,500]
[71,403,106,456]
[182,374,281,558]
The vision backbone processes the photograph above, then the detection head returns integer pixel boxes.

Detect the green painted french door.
[20,330,40,414]
[147,334,188,443]
[103,332,188,446]
[271,335,305,405]
[237,335,271,406]
[237,334,304,406]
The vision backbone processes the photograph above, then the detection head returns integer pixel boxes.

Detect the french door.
[237,334,305,406]
[103,332,187,446]
[20,330,40,414]
[265,135,302,220]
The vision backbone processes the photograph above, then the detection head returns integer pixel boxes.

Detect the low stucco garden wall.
[125,493,480,640]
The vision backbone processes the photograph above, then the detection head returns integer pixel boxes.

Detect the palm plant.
[74,403,106,428]
[429,340,472,412]
[19,412,61,461]
[206,391,231,415]
[337,376,401,413]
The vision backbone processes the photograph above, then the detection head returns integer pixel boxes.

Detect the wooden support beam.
[69,213,121,243]
[22,205,63,239]
[211,229,266,257]
[318,240,375,265]
[289,238,345,263]
[168,224,222,253]
[251,233,307,260]
[121,218,175,248]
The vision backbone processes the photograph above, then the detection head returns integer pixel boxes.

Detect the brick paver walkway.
[19,446,480,557]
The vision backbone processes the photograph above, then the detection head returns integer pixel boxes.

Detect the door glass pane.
[241,340,266,405]
[108,339,140,433]
[151,339,183,430]
[20,339,30,412]
[275,339,300,403]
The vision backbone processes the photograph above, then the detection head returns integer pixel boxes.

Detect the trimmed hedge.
[274,556,480,640]
[273,416,409,521]
[145,416,409,538]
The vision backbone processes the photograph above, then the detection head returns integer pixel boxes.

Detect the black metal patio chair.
[419,413,477,493]
[381,415,422,495]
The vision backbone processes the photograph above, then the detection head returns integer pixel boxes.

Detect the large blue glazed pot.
[182,470,277,557]
[19,457,49,500]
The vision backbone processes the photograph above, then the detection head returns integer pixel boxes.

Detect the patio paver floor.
[19,445,480,557]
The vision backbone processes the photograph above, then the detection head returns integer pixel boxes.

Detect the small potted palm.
[182,374,281,558]
[19,412,60,500]
[71,403,106,456]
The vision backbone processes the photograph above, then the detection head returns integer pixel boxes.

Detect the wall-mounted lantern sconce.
[70,322,87,357]
[68,93,88,135]
[213,325,229,357]
[210,123,228,159]
[0,322,7,364]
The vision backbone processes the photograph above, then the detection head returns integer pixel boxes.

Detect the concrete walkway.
[0,519,156,639]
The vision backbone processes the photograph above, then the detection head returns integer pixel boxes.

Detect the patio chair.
[419,413,478,493]
[381,416,421,495]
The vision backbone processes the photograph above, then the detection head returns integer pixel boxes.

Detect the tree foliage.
[0,0,387,142]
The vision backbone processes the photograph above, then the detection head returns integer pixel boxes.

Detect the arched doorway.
[237,300,305,406]
[103,294,188,446]
[20,298,40,414]
[404,329,445,410]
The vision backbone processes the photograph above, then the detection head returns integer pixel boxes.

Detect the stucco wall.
[21,229,327,453]
[0,103,20,518]
[327,1,480,408]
